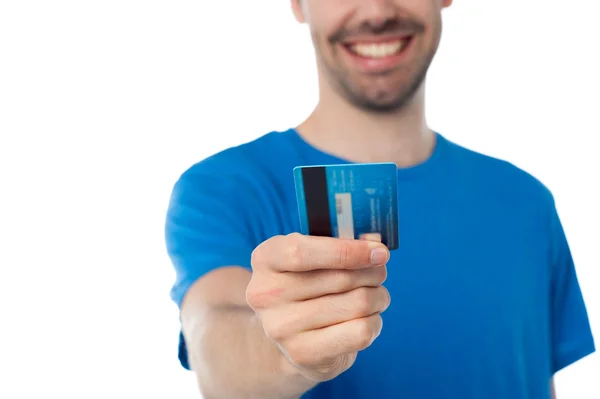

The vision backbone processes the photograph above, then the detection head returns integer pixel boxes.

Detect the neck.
[296,80,435,167]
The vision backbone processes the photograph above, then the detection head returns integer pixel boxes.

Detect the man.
[165,1,595,398]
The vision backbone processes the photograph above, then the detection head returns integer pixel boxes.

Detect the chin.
[347,83,420,112]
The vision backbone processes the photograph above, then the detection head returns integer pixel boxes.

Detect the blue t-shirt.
[165,129,595,399]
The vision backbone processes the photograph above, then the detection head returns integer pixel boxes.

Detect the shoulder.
[165,130,292,255]
[179,130,285,179]
[172,129,294,195]
[445,136,556,209]
[166,128,301,241]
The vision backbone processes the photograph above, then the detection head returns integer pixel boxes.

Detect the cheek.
[304,0,352,37]
[394,0,440,26]
[312,31,348,67]
[311,31,336,63]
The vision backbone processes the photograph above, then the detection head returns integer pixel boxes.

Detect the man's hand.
[246,232,391,382]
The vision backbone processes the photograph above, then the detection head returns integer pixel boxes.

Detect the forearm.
[185,304,317,399]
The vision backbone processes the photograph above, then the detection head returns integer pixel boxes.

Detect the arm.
[546,195,595,398]
[165,160,318,399]
[180,266,316,399]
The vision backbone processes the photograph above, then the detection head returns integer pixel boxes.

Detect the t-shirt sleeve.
[164,160,259,369]
[548,198,596,374]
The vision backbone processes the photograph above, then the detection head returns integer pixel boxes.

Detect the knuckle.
[337,243,352,268]
[252,235,287,269]
[245,279,271,310]
[374,266,387,285]
[312,357,346,377]
[285,340,313,368]
[352,287,373,317]
[373,315,384,336]
[251,237,277,268]
[285,233,304,269]
[263,316,288,342]
[245,286,263,309]
[334,270,354,292]
[354,317,378,350]
[355,286,372,304]
[380,286,391,310]
[355,325,373,350]
[250,246,263,269]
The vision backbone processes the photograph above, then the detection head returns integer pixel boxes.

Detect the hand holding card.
[247,232,390,383]
[245,163,399,383]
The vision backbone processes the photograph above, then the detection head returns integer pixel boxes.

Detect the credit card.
[293,162,399,250]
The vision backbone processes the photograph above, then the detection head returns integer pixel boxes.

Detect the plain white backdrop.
[0,1,598,398]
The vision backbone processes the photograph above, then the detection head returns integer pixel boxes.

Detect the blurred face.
[292,0,452,112]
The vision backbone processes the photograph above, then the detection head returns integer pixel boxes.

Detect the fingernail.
[370,248,388,265]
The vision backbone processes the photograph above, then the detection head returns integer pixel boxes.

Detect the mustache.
[329,18,426,43]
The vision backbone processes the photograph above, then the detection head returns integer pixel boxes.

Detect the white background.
[0,0,598,398]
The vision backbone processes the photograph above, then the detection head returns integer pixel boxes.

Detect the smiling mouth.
[344,37,413,59]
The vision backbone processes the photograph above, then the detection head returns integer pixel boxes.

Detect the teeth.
[351,40,404,58]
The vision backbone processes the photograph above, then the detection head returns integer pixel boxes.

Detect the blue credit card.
[293,162,399,250]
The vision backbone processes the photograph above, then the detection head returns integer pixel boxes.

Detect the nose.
[358,0,397,27]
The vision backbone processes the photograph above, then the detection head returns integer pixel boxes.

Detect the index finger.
[270,233,390,272]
